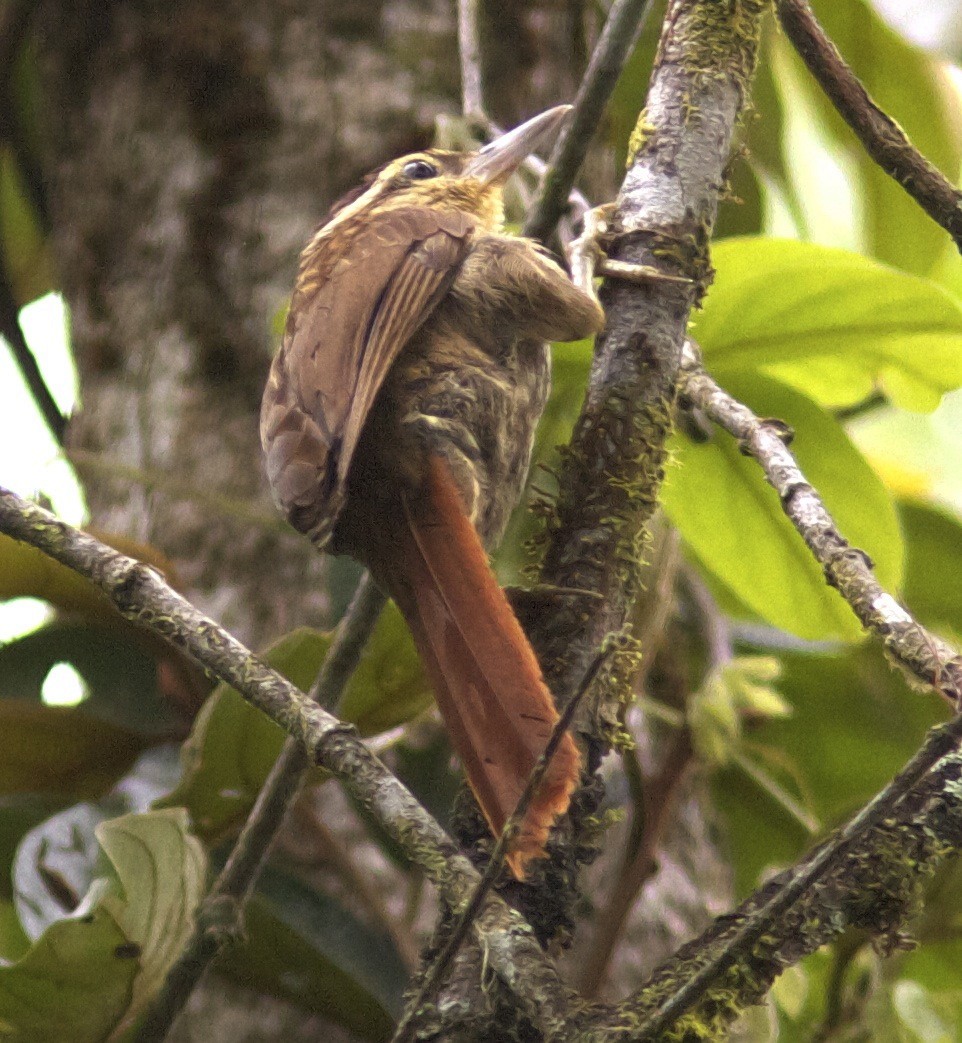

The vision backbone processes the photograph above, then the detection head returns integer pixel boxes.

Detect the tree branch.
[588,724,962,1039]
[136,575,386,1041]
[777,0,962,252]
[679,344,962,704]
[393,644,609,1043]
[0,486,574,1039]
[457,0,484,118]
[523,0,656,243]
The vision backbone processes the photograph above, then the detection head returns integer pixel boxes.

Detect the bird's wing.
[260,206,474,545]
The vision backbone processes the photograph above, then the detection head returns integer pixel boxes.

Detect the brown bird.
[260,107,604,877]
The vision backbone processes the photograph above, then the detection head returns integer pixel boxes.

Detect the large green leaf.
[694,238,962,411]
[161,616,429,840]
[0,620,182,735]
[219,864,407,1041]
[0,809,206,1042]
[663,372,903,640]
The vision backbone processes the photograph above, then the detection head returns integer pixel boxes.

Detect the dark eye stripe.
[403,160,438,180]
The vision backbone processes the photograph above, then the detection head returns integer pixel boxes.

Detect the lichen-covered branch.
[0,486,573,1039]
[777,0,962,253]
[679,345,962,703]
[136,576,386,1042]
[584,726,962,1040]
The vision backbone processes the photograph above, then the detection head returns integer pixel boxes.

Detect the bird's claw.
[567,204,616,301]
[567,203,696,300]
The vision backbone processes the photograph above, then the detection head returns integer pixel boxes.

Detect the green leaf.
[899,499,962,639]
[158,628,325,839]
[689,656,788,766]
[219,864,407,1041]
[161,616,429,840]
[11,749,183,935]
[694,238,962,411]
[716,641,946,895]
[663,372,903,640]
[338,603,432,735]
[0,809,206,1043]
[0,147,54,308]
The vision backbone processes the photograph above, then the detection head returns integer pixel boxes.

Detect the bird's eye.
[402,160,438,180]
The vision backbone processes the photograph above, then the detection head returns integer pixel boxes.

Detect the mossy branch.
[457,0,772,945]
[584,734,962,1040]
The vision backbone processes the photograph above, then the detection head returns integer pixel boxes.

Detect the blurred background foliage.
[2,0,962,1039]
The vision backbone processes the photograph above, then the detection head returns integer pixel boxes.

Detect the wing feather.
[260,206,473,544]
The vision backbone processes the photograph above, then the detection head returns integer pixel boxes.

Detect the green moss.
[676,0,770,96]
[626,108,657,168]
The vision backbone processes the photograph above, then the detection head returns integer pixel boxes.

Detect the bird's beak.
[464,106,571,186]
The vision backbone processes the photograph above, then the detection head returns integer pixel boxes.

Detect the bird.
[260,106,605,877]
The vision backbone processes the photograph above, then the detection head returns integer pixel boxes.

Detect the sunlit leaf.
[695,238,962,411]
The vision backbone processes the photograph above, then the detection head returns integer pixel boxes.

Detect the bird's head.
[324,106,571,234]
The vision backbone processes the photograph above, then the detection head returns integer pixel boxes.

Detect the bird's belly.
[343,328,550,549]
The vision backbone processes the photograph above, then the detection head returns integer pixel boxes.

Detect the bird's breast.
[343,313,550,550]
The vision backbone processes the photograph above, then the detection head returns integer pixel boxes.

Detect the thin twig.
[679,343,962,704]
[0,487,573,1038]
[392,644,610,1043]
[457,0,484,118]
[777,0,962,252]
[524,0,656,242]
[135,576,386,1041]
[0,266,66,445]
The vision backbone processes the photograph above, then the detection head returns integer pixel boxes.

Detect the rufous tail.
[362,455,580,879]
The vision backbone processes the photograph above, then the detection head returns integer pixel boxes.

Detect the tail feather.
[364,455,579,878]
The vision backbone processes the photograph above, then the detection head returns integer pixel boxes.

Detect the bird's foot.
[567,203,696,301]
